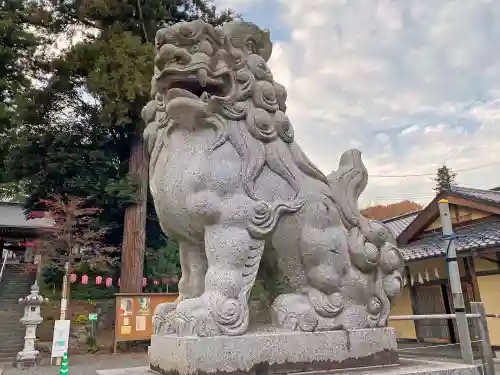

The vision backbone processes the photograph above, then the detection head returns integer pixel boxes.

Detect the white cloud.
[263,0,500,207]
[214,0,262,11]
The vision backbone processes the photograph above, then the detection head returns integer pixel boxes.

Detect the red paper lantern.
[70,273,77,283]
[81,274,89,285]
[153,280,159,286]
[105,277,112,288]
[96,276,103,285]
[142,277,147,287]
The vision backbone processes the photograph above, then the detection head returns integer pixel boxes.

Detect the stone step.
[0,302,24,305]
[0,286,32,290]
[0,348,23,354]
[0,345,23,351]
[0,316,25,322]
[0,332,23,336]
[0,340,24,345]
[0,333,25,339]
[0,309,24,313]
[0,327,25,331]
[0,327,24,333]
[0,333,26,340]
[0,354,15,363]
[0,290,32,295]
[0,305,24,309]
[0,337,24,343]
[0,344,22,350]
[0,340,24,347]
[0,326,24,330]
[0,346,23,351]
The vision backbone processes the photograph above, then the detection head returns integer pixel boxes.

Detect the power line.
[370,162,500,178]
[369,195,435,200]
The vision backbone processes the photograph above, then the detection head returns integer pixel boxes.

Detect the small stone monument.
[15,281,47,369]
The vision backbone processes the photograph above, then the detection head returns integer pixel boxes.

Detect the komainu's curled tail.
[327,149,404,326]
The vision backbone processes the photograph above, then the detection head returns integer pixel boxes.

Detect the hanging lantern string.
[68,273,179,287]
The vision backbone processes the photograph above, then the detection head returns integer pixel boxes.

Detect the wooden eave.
[398,192,500,246]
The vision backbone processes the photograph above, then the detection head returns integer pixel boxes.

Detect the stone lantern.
[15,281,48,369]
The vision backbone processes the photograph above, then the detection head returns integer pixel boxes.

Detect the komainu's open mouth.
[158,66,233,104]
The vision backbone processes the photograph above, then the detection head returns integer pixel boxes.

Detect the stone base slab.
[148,328,398,375]
[97,358,480,375]
[13,350,41,369]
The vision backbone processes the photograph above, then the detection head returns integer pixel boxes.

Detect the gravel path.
[0,353,148,375]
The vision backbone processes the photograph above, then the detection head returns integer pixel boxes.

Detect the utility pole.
[438,199,474,364]
[56,260,70,366]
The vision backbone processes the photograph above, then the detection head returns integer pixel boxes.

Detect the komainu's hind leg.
[271,200,354,331]
[271,200,402,331]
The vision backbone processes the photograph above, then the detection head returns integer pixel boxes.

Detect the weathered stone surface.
[148,328,398,375]
[98,358,480,375]
[145,18,405,338]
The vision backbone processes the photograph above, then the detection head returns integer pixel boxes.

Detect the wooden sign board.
[113,292,178,352]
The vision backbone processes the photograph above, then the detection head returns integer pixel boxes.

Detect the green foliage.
[0,0,43,185]
[74,314,89,324]
[2,0,235,288]
[0,179,29,202]
[434,165,457,193]
[41,263,118,300]
[71,286,117,300]
[144,238,180,278]
[105,174,141,206]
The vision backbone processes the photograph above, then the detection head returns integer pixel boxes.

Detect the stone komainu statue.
[144,20,404,337]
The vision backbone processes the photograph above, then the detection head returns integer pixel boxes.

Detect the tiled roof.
[0,202,54,229]
[449,185,500,206]
[400,219,500,261]
[383,211,420,237]
[380,185,500,261]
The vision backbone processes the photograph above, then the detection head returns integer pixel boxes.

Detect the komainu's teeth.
[200,92,210,102]
[197,69,208,87]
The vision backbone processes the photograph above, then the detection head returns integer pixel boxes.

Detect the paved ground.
[1,348,500,375]
[0,353,148,375]
[397,342,500,373]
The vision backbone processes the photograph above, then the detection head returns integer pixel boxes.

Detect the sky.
[214,0,500,208]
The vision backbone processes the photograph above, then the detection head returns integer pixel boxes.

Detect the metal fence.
[389,302,497,375]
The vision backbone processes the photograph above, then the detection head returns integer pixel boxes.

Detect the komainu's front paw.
[162,292,251,337]
[163,296,221,337]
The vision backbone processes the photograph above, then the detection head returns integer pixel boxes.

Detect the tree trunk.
[120,133,148,293]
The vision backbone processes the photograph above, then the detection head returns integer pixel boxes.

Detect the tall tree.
[6,0,234,292]
[434,165,457,194]
[0,0,44,198]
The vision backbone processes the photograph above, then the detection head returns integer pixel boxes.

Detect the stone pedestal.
[98,359,480,375]
[14,350,41,369]
[149,328,398,375]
